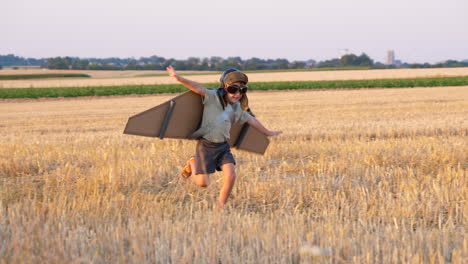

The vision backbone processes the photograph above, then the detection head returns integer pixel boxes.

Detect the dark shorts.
[195,139,236,175]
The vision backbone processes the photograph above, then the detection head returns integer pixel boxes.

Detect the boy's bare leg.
[218,163,237,209]
[189,158,209,187]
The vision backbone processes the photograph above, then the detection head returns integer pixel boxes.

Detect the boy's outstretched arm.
[247,117,282,137]
[166,65,206,96]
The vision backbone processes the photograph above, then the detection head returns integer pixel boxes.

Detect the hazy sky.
[2,0,467,63]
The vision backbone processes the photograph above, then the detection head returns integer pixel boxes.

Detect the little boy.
[166,66,282,209]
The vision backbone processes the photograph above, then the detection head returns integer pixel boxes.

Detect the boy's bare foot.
[181,160,192,178]
[216,202,224,211]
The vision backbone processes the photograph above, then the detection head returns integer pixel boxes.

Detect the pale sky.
[2,0,467,63]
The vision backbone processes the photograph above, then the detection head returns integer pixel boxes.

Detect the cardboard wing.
[123,91,270,155]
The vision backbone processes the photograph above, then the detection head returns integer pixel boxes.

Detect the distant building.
[386,50,395,65]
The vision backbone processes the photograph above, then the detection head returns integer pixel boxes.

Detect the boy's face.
[224,81,246,104]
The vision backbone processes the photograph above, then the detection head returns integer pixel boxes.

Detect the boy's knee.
[194,174,209,187]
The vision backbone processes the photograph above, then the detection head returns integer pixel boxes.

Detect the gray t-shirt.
[191,88,253,143]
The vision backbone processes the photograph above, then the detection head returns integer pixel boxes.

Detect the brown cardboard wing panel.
[228,123,270,155]
[123,91,203,138]
[235,125,270,155]
[164,91,203,138]
[227,122,243,147]
[123,100,170,137]
[123,91,270,155]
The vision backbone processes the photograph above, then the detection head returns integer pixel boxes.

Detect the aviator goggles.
[226,85,248,94]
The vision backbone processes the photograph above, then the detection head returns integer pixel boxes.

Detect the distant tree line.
[1,53,467,71]
[0,54,47,68]
[39,56,316,71]
[316,53,375,67]
[0,54,315,71]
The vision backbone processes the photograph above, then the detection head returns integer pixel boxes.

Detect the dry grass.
[0,86,467,263]
[1,67,468,88]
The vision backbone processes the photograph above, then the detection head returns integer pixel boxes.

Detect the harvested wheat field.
[1,67,468,88]
[0,86,467,263]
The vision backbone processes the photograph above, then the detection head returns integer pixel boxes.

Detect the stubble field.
[0,84,467,263]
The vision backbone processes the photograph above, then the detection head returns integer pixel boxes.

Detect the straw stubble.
[0,86,466,263]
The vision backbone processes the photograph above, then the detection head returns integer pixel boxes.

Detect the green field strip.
[1,76,467,99]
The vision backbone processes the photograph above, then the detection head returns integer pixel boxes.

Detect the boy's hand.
[247,118,282,137]
[165,65,206,96]
[166,65,179,80]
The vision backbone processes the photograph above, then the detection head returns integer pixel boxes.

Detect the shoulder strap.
[216,88,227,109]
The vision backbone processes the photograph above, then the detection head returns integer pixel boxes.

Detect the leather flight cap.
[223,71,248,86]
